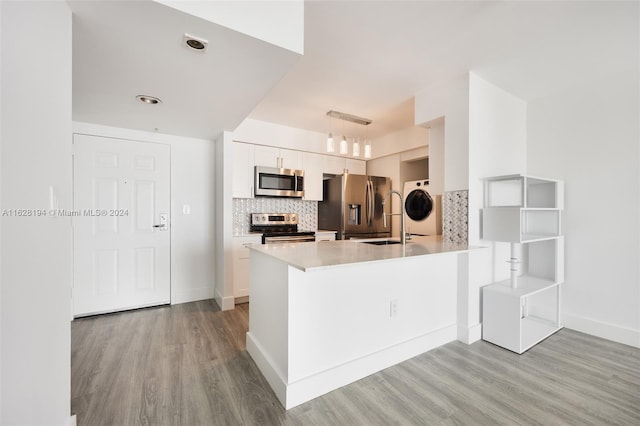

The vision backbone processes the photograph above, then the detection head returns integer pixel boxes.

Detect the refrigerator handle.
[366,180,374,226]
[370,181,374,225]
[366,181,370,226]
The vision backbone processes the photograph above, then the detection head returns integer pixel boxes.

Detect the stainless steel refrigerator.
[318,174,392,240]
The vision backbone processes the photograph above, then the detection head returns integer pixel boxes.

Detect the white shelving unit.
[481,175,564,354]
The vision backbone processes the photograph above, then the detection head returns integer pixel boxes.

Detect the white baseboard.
[248,324,457,409]
[68,415,77,426]
[171,286,214,305]
[246,333,288,405]
[563,312,640,348]
[457,323,482,344]
[214,288,235,311]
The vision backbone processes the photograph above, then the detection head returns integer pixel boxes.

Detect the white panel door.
[73,134,171,316]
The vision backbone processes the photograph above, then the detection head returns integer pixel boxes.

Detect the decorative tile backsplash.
[233,192,466,242]
[233,198,318,235]
[442,190,469,244]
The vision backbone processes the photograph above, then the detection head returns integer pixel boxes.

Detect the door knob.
[154,213,168,231]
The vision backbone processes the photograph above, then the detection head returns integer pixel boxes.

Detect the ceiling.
[70,1,638,141]
[69,0,300,140]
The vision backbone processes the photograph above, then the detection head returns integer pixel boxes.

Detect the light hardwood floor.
[71,299,640,425]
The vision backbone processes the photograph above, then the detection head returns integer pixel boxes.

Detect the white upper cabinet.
[323,155,366,176]
[279,148,303,170]
[254,145,303,170]
[232,142,254,198]
[253,145,279,168]
[323,155,347,175]
[302,152,323,201]
[346,158,366,175]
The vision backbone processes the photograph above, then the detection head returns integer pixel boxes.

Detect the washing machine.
[403,180,442,236]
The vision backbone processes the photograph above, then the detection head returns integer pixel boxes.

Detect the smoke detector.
[183,33,208,52]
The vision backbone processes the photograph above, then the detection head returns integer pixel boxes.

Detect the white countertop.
[248,235,472,271]
[233,230,336,237]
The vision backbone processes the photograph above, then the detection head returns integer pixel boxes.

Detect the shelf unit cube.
[481,175,564,354]
[484,175,563,209]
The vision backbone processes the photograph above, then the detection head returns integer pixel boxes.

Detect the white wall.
[423,117,445,196]
[215,131,235,311]
[527,68,640,347]
[1,1,72,424]
[233,118,327,153]
[168,135,216,303]
[415,74,470,192]
[73,122,217,306]
[154,0,304,54]
[0,1,3,419]
[370,126,429,160]
[465,73,528,342]
[414,73,528,343]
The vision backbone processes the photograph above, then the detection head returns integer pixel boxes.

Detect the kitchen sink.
[361,240,403,245]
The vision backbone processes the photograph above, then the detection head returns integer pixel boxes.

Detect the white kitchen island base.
[246,238,468,409]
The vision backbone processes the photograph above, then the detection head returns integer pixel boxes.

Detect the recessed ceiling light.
[136,95,162,105]
[183,33,208,52]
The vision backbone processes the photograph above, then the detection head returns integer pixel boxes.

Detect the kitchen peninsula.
[246,236,470,409]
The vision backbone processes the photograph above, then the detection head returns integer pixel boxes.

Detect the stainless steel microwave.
[254,166,304,198]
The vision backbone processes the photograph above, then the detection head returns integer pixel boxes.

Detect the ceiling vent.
[136,95,162,105]
[183,33,208,53]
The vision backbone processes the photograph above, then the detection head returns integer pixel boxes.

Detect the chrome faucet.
[382,190,406,245]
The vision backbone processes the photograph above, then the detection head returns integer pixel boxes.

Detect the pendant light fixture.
[339,135,348,155]
[364,139,372,159]
[327,133,335,152]
[352,137,360,157]
[339,117,348,154]
[326,110,373,158]
[326,115,335,153]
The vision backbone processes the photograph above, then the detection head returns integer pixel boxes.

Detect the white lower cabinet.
[315,230,336,241]
[232,235,262,300]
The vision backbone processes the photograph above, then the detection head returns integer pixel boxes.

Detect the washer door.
[404,189,433,221]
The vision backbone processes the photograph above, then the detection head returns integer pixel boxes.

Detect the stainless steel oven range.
[250,213,315,244]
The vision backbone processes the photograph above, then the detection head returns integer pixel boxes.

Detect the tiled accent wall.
[442,190,469,244]
[233,198,318,235]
